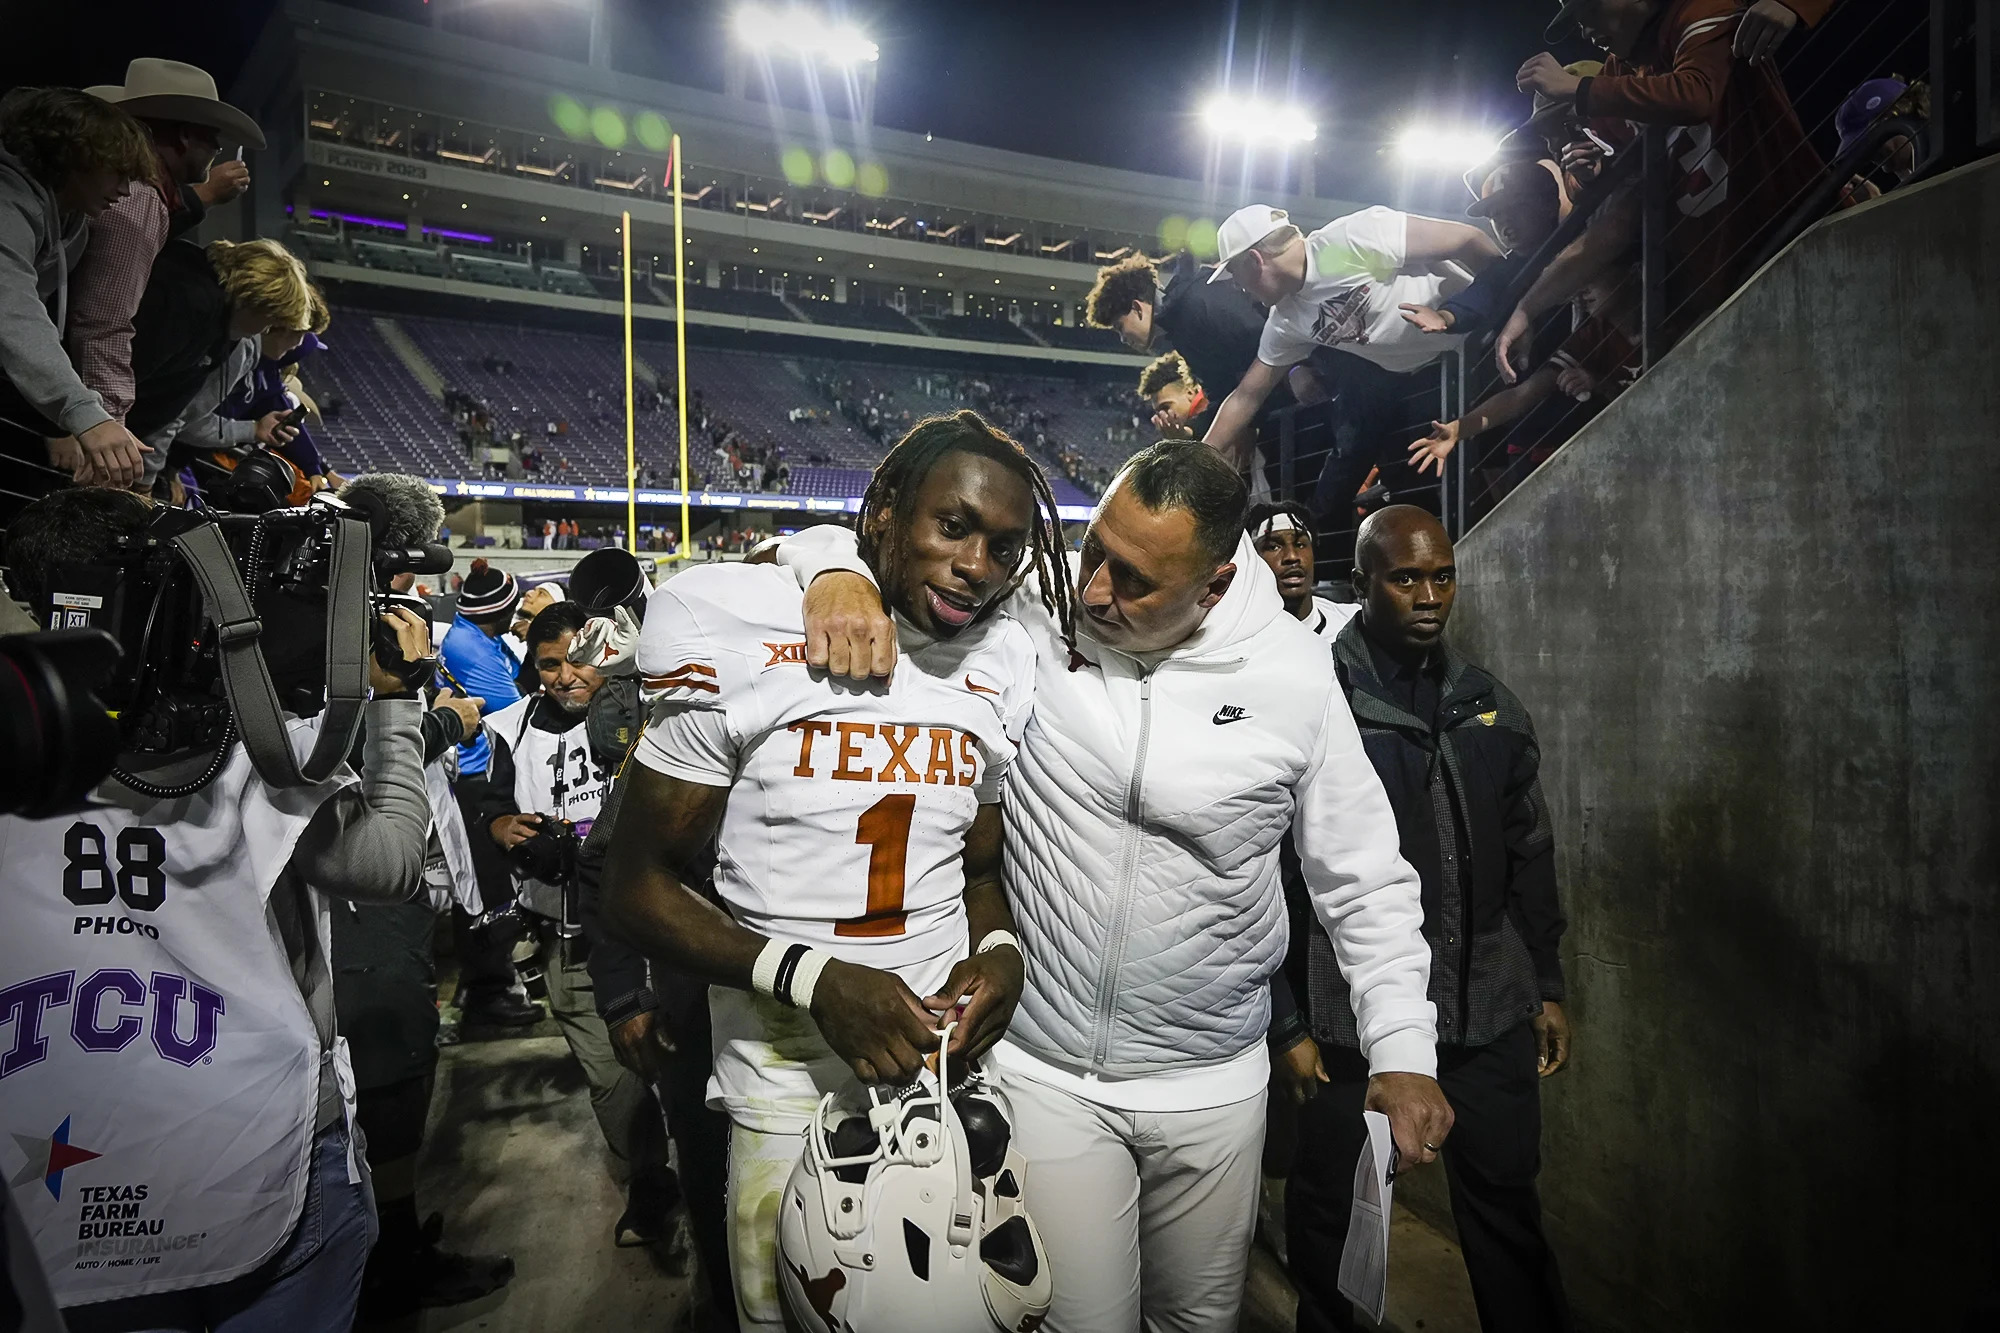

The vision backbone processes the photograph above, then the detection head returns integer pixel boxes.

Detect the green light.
[780,146,815,187]
[635,111,671,153]
[549,94,589,140]
[1158,215,1190,252]
[856,161,889,197]
[1186,218,1220,259]
[591,106,628,149]
[822,149,856,189]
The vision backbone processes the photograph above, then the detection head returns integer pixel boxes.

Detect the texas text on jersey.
[631,562,1035,1002]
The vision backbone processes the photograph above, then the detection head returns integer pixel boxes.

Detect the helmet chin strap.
[934,1021,977,1250]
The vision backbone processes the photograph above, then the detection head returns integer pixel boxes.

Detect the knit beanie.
[458,558,520,619]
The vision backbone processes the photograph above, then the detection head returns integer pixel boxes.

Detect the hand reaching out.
[1734,0,1800,64]
[1399,303,1454,334]
[1407,420,1462,477]
[1556,364,1599,401]
[1516,52,1581,101]
[1495,307,1534,384]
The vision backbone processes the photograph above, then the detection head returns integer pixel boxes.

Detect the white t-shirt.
[631,562,1037,1131]
[1307,595,1360,642]
[1257,206,1459,375]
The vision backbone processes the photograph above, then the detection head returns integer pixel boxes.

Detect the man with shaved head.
[1288,504,1575,1332]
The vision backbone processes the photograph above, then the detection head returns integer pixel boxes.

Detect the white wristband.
[751,939,789,1000]
[976,930,1022,957]
[790,950,833,1012]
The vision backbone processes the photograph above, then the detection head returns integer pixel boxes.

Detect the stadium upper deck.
[227,0,1369,363]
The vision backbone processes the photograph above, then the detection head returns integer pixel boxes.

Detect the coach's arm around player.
[603,769,1018,1084]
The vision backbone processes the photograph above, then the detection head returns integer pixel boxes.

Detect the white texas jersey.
[632,563,1035,979]
[0,724,353,1306]
[484,694,611,919]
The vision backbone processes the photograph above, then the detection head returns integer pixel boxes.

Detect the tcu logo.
[0,970,223,1078]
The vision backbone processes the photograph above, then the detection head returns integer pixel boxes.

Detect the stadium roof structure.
[228,1,1372,364]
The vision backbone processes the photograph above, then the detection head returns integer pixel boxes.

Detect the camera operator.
[332,593,515,1319]
[438,558,540,1029]
[474,600,678,1249]
[0,484,436,1329]
[0,88,157,513]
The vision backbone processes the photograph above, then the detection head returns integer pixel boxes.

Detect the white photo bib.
[0,726,350,1306]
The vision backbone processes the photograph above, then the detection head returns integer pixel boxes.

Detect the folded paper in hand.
[1337,1109,1396,1322]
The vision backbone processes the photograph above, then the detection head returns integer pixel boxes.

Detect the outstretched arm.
[1403,216,1505,276]
[1201,357,1288,471]
[1407,365,1563,476]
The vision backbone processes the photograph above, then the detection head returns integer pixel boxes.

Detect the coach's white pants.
[993,1071,1268,1333]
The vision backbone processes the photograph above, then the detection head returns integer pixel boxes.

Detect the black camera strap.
[170,515,370,788]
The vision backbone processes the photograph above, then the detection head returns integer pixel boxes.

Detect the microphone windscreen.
[337,473,445,548]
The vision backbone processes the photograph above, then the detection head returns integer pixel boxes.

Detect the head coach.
[770,439,1451,1331]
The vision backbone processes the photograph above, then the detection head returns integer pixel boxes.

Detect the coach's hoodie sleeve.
[1292,689,1437,1078]
[290,698,431,902]
[772,521,1059,645]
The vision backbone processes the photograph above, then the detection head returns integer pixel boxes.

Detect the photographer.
[333,593,515,1319]
[0,88,157,508]
[0,485,435,1329]
[474,600,678,1248]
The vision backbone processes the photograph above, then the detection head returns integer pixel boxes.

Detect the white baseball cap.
[1208,204,1293,282]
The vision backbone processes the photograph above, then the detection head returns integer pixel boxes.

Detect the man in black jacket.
[1288,504,1572,1333]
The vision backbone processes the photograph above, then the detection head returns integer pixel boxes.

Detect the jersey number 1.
[836,794,914,938]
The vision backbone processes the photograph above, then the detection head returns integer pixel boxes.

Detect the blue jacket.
[439,614,524,775]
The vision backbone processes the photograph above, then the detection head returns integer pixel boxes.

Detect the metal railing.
[1408,0,1972,547]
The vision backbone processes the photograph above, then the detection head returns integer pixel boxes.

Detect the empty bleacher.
[796,301,927,336]
[301,306,1135,506]
[923,314,1037,345]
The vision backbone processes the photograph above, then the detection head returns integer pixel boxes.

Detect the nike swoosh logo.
[965,676,1000,696]
[1213,707,1251,725]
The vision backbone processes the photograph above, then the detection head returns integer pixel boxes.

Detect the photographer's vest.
[486,695,609,923]
[0,730,353,1307]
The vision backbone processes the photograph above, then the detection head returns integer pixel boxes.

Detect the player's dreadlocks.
[856,410,1075,649]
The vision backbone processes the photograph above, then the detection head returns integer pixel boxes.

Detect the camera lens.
[0,630,124,817]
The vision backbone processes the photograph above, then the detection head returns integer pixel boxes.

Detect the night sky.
[15,0,1585,206]
[11,0,1920,212]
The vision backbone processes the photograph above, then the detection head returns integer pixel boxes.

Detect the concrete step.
[374,316,446,403]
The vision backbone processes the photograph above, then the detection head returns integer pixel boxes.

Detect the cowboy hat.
[95,59,265,150]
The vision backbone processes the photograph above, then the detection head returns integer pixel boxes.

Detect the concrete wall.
[1446,157,2000,1329]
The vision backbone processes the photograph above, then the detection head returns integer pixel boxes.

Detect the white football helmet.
[777,1030,1053,1333]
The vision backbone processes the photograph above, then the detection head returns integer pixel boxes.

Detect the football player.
[601,410,1073,1330]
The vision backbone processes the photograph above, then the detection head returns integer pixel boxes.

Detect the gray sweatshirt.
[0,148,110,438]
[276,697,433,1130]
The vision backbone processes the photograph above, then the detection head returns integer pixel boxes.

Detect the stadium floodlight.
[1201,95,1317,144]
[733,4,879,63]
[1396,125,1504,169]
